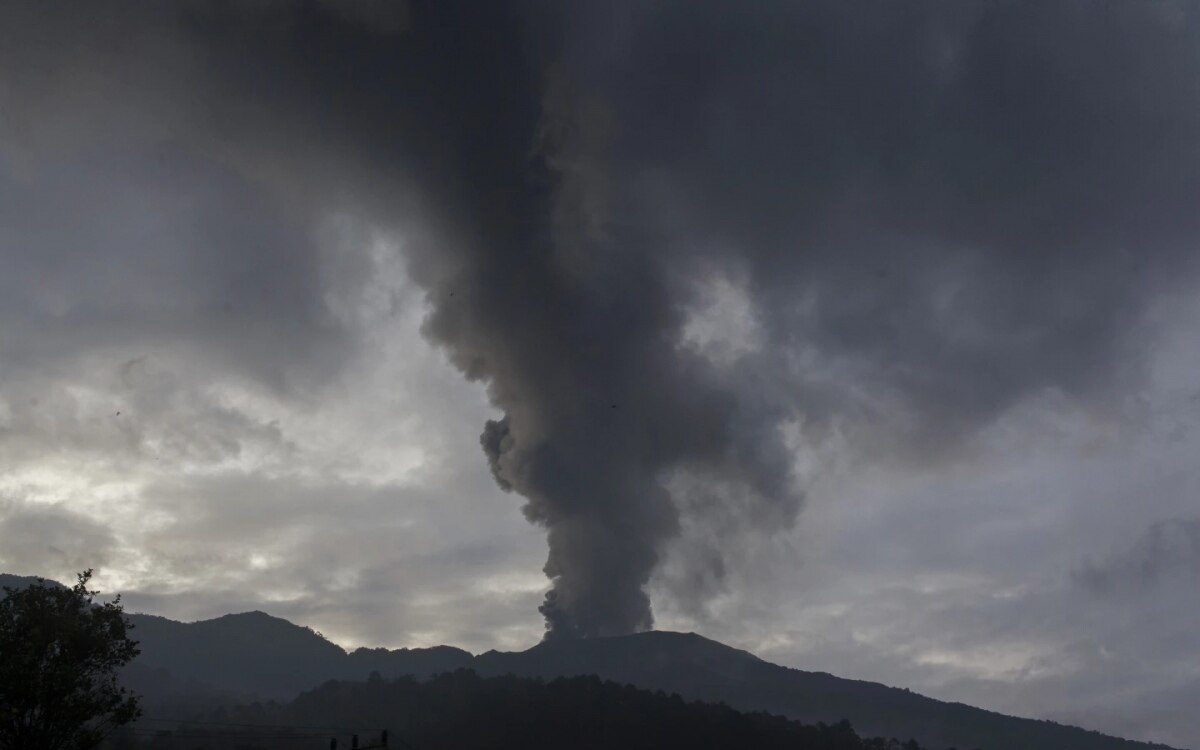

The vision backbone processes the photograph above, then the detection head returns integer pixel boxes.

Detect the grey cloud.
[0,137,350,394]
[1075,518,1200,595]
[118,470,546,651]
[0,353,296,475]
[0,501,117,581]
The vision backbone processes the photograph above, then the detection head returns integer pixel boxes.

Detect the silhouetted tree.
[0,570,141,750]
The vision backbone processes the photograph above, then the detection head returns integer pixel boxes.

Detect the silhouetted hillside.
[2,576,471,703]
[116,617,1190,749]
[2,574,1182,750]
[474,631,1176,750]
[347,644,474,679]
[0,573,64,591]
[143,671,923,750]
[127,611,472,700]
[128,611,347,699]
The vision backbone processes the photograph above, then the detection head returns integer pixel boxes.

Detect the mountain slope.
[475,631,1174,750]
[211,670,912,750]
[128,611,348,699]
[0,573,65,591]
[0,574,1181,750]
[1,576,472,700]
[127,611,473,700]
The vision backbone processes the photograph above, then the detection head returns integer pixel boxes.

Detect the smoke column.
[408,17,802,638]
[410,0,1200,639]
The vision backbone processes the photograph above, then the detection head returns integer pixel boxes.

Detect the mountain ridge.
[0,573,1182,750]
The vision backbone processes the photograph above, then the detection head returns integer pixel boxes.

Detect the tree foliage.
[0,570,141,750]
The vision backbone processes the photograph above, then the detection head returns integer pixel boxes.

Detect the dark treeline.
[115,671,950,750]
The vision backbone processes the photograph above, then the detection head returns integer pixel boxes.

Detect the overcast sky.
[2,1,1200,747]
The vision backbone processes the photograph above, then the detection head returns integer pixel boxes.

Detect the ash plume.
[416,0,1200,638]
[416,65,799,638]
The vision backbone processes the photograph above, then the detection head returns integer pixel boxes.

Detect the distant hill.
[185,670,920,750]
[0,573,64,591]
[0,574,471,701]
[1,573,1182,750]
[126,610,473,700]
[128,611,347,699]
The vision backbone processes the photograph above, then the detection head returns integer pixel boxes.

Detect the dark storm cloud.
[558,0,1200,455]
[0,149,343,392]
[4,1,1200,640]
[0,3,360,394]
